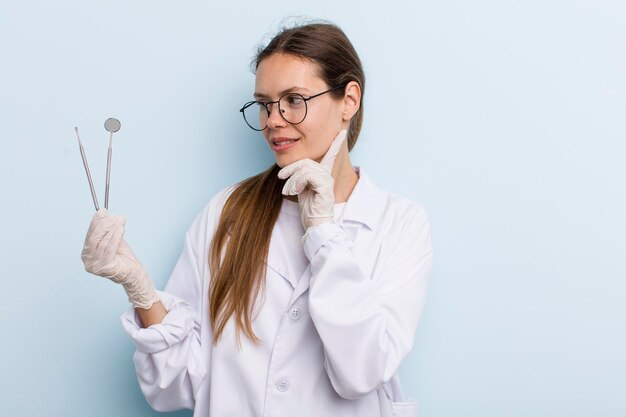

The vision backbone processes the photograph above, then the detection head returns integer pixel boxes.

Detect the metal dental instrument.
[74,126,100,211]
[103,118,121,210]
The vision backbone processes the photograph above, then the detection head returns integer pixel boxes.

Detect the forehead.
[254,53,326,97]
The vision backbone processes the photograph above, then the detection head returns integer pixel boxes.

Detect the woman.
[81,21,433,417]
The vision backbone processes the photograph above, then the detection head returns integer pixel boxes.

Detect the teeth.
[274,140,296,145]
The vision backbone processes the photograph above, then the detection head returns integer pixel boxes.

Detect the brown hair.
[209,20,366,347]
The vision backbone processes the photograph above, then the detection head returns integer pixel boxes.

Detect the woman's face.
[254,53,346,168]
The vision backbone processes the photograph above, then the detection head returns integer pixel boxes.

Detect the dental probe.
[74,127,100,211]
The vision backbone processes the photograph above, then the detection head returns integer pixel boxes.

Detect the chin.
[275,154,299,168]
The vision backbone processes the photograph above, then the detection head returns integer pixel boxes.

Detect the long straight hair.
[209,21,366,347]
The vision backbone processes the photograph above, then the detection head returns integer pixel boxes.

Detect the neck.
[331,148,358,203]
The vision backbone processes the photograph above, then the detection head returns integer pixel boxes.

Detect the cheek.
[300,112,340,151]
[301,105,340,138]
[298,129,334,162]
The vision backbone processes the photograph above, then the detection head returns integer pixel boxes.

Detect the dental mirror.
[104,118,121,209]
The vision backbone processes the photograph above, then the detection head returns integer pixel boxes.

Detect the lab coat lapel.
[266,233,298,289]
[287,222,361,306]
[265,221,361,293]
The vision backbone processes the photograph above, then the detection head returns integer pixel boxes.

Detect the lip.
[271,137,300,152]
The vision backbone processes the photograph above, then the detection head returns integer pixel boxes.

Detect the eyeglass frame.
[239,83,347,131]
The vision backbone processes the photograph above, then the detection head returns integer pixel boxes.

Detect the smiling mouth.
[272,138,300,152]
[272,138,299,146]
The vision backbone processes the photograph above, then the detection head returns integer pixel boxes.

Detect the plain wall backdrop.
[1,1,624,416]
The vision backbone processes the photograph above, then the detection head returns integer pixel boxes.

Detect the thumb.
[319,129,347,172]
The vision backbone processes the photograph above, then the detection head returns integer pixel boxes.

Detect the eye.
[285,94,304,106]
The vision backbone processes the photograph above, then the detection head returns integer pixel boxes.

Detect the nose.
[267,105,286,129]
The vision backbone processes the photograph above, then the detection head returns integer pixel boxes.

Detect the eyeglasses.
[239,84,346,131]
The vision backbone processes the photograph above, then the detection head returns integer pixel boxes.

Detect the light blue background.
[1,1,624,416]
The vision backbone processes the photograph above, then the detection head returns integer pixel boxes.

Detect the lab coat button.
[276,378,290,392]
[288,306,302,320]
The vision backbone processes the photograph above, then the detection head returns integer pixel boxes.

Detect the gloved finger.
[82,225,114,274]
[282,171,309,195]
[83,219,117,253]
[84,216,122,248]
[277,158,312,180]
[94,208,109,219]
[85,208,110,239]
[85,221,125,278]
[86,212,120,240]
[282,175,298,195]
[282,162,333,195]
[279,158,322,185]
[90,213,125,234]
[303,165,333,192]
[101,218,125,260]
[81,220,122,277]
[319,129,347,172]
[302,165,334,192]
[282,162,319,195]
[281,176,294,195]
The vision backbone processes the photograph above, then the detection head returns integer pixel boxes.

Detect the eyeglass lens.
[242,94,307,131]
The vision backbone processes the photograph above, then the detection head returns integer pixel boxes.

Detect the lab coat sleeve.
[304,205,433,400]
[120,227,210,412]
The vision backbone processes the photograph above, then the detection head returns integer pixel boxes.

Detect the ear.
[341,81,361,122]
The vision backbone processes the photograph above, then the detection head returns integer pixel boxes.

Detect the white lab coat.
[121,166,433,417]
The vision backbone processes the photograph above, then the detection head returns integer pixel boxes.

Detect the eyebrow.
[254,86,311,100]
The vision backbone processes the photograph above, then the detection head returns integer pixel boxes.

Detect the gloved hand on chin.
[277,129,347,237]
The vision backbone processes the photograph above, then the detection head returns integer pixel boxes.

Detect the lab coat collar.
[340,166,386,231]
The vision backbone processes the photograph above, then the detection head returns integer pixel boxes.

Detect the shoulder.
[206,183,239,216]
[382,189,430,227]
[374,189,433,262]
[186,183,239,243]
[360,170,429,231]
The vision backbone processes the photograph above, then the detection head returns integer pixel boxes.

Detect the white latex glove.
[277,129,347,235]
[81,209,160,310]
